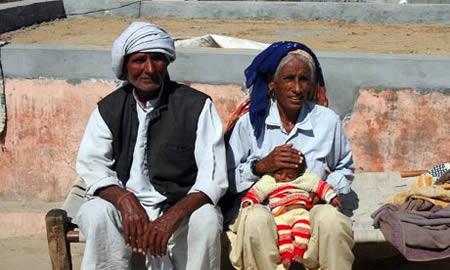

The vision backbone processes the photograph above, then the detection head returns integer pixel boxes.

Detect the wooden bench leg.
[46,209,72,270]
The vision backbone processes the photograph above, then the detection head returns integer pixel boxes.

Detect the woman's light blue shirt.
[226,100,354,194]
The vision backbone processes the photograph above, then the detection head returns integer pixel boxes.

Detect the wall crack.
[0,41,8,149]
[67,1,142,17]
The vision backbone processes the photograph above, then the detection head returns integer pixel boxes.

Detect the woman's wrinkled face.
[269,58,313,115]
[125,52,169,93]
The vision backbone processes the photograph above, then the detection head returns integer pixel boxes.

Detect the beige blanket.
[388,173,450,208]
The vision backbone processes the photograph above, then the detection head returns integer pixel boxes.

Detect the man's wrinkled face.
[125,52,169,93]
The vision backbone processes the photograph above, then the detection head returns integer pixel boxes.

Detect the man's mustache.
[139,73,163,82]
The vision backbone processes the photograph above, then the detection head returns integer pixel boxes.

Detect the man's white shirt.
[76,92,228,216]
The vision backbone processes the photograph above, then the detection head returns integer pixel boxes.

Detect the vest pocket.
[164,143,195,161]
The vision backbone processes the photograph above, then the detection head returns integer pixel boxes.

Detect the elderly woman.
[226,42,355,270]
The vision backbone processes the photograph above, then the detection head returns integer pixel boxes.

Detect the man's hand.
[143,209,184,257]
[142,192,211,257]
[116,192,150,252]
[97,186,150,253]
[255,144,303,175]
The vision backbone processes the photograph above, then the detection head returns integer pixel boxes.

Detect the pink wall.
[0,80,245,201]
[0,80,116,201]
[0,80,448,201]
[346,88,449,172]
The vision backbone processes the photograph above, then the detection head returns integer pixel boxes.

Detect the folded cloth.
[388,170,450,209]
[399,197,434,211]
[436,170,450,185]
[372,203,450,261]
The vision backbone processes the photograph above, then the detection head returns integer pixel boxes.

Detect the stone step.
[0,201,62,238]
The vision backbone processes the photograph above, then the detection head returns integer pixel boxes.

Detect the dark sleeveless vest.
[97,80,209,205]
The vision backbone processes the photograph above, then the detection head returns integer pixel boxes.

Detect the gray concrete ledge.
[141,1,450,24]
[0,0,66,33]
[2,0,448,28]
[2,44,450,117]
[60,0,450,24]
[62,0,140,17]
[200,0,450,3]
[1,0,449,31]
[407,0,450,3]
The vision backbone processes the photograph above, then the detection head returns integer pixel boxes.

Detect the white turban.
[111,22,176,80]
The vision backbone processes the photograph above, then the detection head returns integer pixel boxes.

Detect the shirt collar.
[265,100,314,131]
[132,83,164,112]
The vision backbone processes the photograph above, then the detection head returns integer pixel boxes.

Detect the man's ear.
[122,68,128,80]
[163,55,171,65]
[122,55,130,79]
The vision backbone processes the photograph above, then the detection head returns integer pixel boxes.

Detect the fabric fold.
[372,203,450,262]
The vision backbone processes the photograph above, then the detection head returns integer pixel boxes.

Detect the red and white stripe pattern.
[275,209,311,264]
[240,173,338,265]
[241,174,336,209]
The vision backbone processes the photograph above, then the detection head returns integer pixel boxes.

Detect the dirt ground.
[2,235,449,270]
[1,17,450,55]
[0,202,448,269]
[0,235,83,270]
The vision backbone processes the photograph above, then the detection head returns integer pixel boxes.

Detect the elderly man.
[75,22,228,270]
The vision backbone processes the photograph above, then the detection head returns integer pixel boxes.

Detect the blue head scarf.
[244,41,327,139]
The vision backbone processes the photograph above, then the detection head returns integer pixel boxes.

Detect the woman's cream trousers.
[228,204,354,270]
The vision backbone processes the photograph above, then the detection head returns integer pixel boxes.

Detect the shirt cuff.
[235,160,260,193]
[248,159,262,179]
[85,176,123,197]
[326,173,351,194]
[324,190,338,203]
[188,183,224,206]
